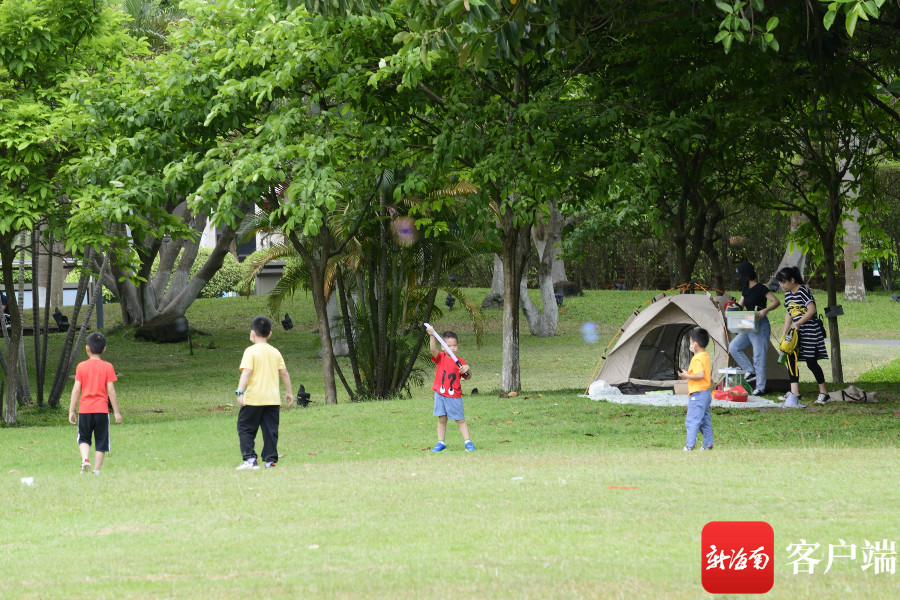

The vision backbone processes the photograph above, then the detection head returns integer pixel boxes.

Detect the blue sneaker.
[432,442,447,453]
[464,441,476,452]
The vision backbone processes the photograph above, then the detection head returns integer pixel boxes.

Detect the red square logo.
[702,521,774,594]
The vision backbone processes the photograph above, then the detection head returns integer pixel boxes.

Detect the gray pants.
[685,390,713,449]
[728,316,771,391]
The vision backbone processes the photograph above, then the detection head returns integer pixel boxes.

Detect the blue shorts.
[433,392,465,421]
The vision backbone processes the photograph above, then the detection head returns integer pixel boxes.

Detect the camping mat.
[579,394,780,409]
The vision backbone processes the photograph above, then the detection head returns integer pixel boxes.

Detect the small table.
[718,368,747,390]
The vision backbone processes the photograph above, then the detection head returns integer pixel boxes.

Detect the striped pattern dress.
[783,286,828,360]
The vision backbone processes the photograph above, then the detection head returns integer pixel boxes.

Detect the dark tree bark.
[48,248,93,408]
[1,235,23,424]
[31,234,41,406]
[335,270,363,396]
[376,191,389,397]
[500,207,533,393]
[291,229,338,405]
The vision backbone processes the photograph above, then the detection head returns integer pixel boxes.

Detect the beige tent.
[593,292,791,392]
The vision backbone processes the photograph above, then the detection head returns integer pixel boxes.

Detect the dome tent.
[590,289,791,392]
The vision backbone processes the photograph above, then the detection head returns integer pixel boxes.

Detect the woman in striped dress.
[776,267,829,407]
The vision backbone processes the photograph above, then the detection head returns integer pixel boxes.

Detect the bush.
[66,247,247,302]
[0,261,34,284]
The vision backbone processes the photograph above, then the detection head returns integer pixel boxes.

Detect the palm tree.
[121,0,186,52]
[241,173,487,400]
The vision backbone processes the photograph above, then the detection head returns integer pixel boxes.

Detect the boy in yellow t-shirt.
[234,316,294,470]
[678,328,713,451]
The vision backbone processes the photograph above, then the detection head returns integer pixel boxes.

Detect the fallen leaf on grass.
[308,452,318,456]
[505,421,514,424]
[844,421,851,424]
[27,441,38,444]
[391,411,403,414]
[513,411,521,414]
[18,447,27,450]
[653,421,667,425]
[499,440,510,443]
[422,447,431,451]
[151,409,164,413]
[7,470,19,473]
[402,444,409,447]
[584,433,595,437]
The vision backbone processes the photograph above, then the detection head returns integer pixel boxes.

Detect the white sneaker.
[782,393,806,409]
[236,460,260,470]
[701,446,713,451]
[683,446,693,451]
[752,389,764,396]
[815,393,829,405]
[779,394,801,402]
[81,460,91,474]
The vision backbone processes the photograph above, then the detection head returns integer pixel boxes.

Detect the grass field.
[3,289,900,598]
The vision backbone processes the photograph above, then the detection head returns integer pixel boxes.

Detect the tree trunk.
[49,238,64,309]
[823,187,844,384]
[335,271,362,396]
[490,254,504,294]
[500,208,532,392]
[108,206,246,324]
[667,240,677,288]
[770,213,807,290]
[842,208,866,301]
[48,248,93,408]
[40,233,54,407]
[1,237,24,424]
[376,192,389,397]
[31,233,41,406]
[62,254,110,385]
[531,206,567,284]
[16,233,31,404]
[395,247,444,395]
[521,201,563,337]
[291,230,338,405]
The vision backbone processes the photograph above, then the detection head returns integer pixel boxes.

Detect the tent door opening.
[629,324,696,381]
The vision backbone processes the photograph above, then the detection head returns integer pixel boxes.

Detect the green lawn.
[3,290,900,598]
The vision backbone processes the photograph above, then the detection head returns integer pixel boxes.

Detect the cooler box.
[674,381,689,395]
[726,310,759,334]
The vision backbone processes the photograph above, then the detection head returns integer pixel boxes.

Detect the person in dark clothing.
[727,262,780,395]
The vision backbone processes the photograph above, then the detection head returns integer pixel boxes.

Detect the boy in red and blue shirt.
[68,332,121,475]
[425,327,474,452]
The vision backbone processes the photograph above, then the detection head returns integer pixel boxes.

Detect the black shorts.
[77,413,111,453]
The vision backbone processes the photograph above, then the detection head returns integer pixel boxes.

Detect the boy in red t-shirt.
[68,332,121,475]
[424,327,474,452]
